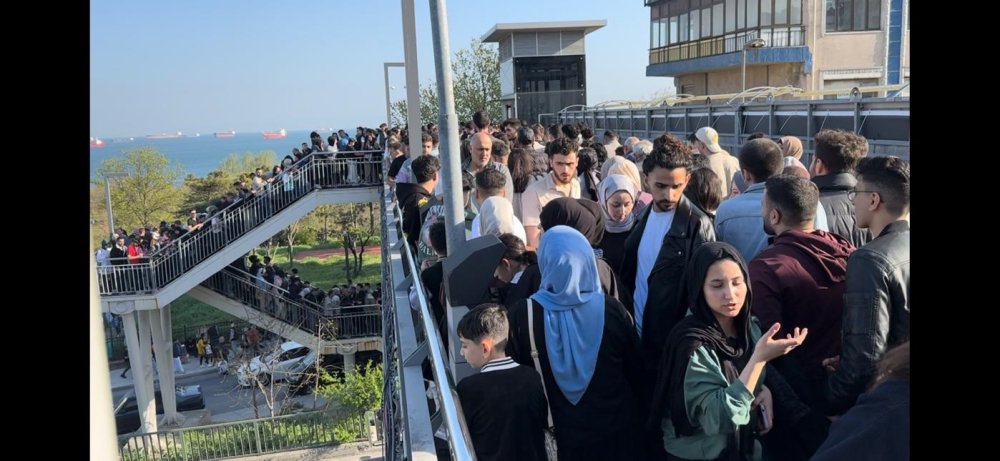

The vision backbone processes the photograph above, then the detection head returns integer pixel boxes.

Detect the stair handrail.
[98,152,384,295]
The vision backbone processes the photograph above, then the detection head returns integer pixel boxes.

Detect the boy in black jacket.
[456,304,548,461]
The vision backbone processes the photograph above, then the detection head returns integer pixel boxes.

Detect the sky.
[90,0,674,138]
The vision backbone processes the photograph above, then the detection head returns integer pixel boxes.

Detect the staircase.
[97,154,383,311]
[190,269,382,354]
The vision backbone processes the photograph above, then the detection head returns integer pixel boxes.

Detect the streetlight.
[383,62,404,126]
[741,38,766,103]
[104,171,129,241]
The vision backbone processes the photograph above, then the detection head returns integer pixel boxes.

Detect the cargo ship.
[214,130,236,138]
[90,137,105,148]
[262,129,287,139]
[146,132,183,139]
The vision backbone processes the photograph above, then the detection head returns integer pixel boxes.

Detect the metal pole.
[400,0,422,159]
[428,0,465,256]
[384,63,392,126]
[741,47,747,104]
[384,62,404,127]
[105,178,115,241]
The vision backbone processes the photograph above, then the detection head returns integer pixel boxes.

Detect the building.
[644,0,910,98]
[481,20,606,124]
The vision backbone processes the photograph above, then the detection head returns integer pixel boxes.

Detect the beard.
[763,219,776,236]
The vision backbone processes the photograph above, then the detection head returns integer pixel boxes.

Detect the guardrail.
[98,152,385,296]
[117,408,371,461]
[380,186,476,461]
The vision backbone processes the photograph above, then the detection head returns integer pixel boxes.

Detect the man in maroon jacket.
[751,175,855,409]
[750,174,856,460]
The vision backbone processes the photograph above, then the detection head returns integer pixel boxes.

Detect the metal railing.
[559,97,910,162]
[117,408,370,461]
[200,269,382,340]
[380,187,476,461]
[97,152,385,296]
[649,27,806,64]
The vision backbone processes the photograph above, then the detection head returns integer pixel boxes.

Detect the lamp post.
[383,62,404,126]
[741,38,766,103]
[104,171,129,241]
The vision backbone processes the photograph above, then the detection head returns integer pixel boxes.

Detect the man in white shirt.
[520,137,581,249]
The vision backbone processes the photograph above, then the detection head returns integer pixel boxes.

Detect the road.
[112,369,328,422]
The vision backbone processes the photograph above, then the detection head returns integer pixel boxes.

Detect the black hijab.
[649,242,755,458]
[539,197,605,247]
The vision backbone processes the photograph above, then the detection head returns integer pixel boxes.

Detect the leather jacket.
[813,173,872,248]
[620,195,716,368]
[826,220,910,414]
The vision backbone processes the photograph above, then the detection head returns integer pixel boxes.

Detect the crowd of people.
[391,112,909,461]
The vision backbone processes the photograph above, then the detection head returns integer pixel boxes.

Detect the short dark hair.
[517,127,534,146]
[561,124,580,140]
[499,233,537,265]
[604,130,618,141]
[747,132,768,140]
[577,147,598,175]
[457,303,508,349]
[580,126,594,140]
[428,221,447,256]
[684,168,723,213]
[765,174,820,226]
[420,132,433,144]
[472,111,491,130]
[739,138,785,181]
[548,123,563,140]
[546,137,579,158]
[856,156,910,215]
[461,170,475,192]
[411,155,440,184]
[475,168,506,197]
[642,134,694,175]
[814,129,869,173]
[492,138,510,158]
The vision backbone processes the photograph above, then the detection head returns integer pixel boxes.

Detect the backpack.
[416,196,444,266]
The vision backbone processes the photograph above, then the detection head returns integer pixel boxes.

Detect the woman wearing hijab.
[479,196,527,242]
[505,197,634,315]
[778,136,806,169]
[597,174,639,272]
[506,226,643,460]
[649,242,808,461]
[600,156,653,216]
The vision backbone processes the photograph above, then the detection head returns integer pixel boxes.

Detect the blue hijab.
[530,225,605,405]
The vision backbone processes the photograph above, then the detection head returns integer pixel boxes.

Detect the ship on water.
[146,131,183,139]
[262,129,287,139]
[90,137,105,148]
[214,130,236,138]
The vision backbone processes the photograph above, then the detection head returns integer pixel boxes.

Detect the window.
[790,0,802,25]
[691,9,701,40]
[713,3,724,36]
[827,0,881,32]
[737,0,746,31]
[762,0,772,26]
[680,13,690,42]
[748,0,759,27]
[775,0,788,24]
[702,7,712,37]
[670,16,679,44]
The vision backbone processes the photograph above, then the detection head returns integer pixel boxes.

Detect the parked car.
[237,341,311,387]
[114,385,205,435]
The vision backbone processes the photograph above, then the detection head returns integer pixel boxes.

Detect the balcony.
[647,27,810,77]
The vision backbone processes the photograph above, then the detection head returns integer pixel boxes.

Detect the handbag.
[528,298,558,461]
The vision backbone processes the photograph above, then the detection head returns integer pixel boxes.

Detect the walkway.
[293,246,380,262]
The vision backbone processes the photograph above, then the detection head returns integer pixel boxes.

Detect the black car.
[114,385,205,435]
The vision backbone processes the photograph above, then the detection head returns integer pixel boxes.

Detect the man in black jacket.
[395,155,440,251]
[824,156,910,415]
[620,135,716,368]
[810,129,873,247]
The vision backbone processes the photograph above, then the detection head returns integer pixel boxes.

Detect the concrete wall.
[677,62,805,95]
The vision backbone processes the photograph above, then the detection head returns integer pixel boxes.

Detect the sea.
[89,130,332,180]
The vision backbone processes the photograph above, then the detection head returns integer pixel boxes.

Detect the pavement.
[109,358,225,392]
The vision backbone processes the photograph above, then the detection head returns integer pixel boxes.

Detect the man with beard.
[520,137,581,249]
[749,174,855,460]
[618,134,715,459]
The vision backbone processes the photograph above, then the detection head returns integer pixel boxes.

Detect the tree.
[95,147,185,233]
[180,170,232,214]
[218,151,278,179]
[451,39,502,122]
[389,39,501,127]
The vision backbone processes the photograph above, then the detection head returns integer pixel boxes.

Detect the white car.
[237,341,311,387]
